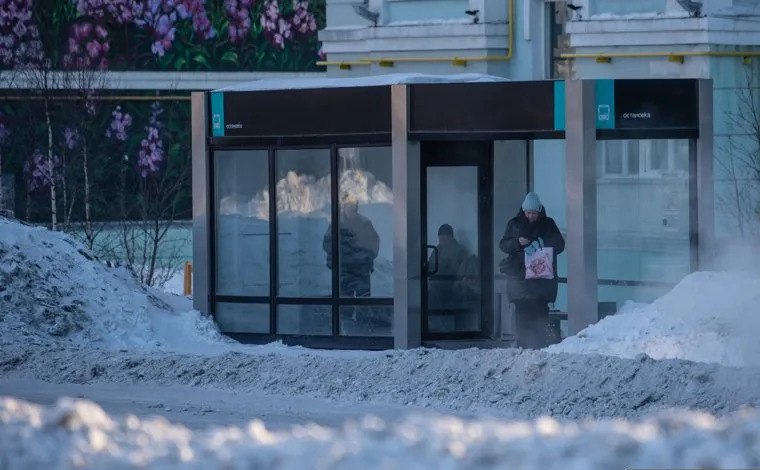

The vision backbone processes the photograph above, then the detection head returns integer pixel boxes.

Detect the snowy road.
[0,377,447,431]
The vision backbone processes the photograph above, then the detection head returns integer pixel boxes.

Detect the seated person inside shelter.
[427,224,480,312]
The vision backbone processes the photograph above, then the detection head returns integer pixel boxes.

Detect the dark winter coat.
[323,213,380,275]
[499,208,565,303]
[428,238,468,277]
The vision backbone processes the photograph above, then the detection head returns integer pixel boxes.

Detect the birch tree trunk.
[44,98,57,231]
[83,141,93,250]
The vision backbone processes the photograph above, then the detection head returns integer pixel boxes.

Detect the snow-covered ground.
[547,271,760,368]
[2,216,760,468]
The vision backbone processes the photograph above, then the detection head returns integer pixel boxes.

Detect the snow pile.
[547,271,760,367]
[0,217,233,354]
[4,216,760,425]
[6,344,760,420]
[2,396,760,470]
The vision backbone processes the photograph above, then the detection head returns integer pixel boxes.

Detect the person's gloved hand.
[524,243,537,255]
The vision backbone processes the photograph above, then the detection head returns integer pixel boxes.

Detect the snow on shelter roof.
[213,73,509,92]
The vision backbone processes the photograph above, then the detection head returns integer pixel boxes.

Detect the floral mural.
[0,92,192,224]
[0,0,325,72]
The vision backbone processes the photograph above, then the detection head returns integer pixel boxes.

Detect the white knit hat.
[521,192,543,213]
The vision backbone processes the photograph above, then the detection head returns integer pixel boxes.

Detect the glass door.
[421,142,492,339]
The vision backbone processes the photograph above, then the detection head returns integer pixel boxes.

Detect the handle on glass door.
[425,245,439,275]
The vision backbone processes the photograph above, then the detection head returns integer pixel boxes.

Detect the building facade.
[312,0,760,327]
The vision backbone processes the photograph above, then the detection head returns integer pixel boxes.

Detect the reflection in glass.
[425,166,481,333]
[277,305,331,335]
[597,139,690,310]
[339,306,393,336]
[332,196,379,297]
[335,147,393,298]
[214,150,269,296]
[216,302,269,333]
[276,149,332,297]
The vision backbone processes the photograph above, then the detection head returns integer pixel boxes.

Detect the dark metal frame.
[208,139,394,348]
[688,138,700,271]
[419,141,494,340]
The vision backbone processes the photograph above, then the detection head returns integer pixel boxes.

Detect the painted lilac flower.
[180,0,216,40]
[129,0,216,56]
[153,13,177,57]
[291,0,317,37]
[24,149,61,192]
[63,128,80,151]
[75,0,143,25]
[0,113,9,144]
[63,21,110,69]
[225,0,253,43]
[0,0,44,67]
[261,0,292,49]
[105,105,133,141]
[137,102,165,178]
[137,126,164,177]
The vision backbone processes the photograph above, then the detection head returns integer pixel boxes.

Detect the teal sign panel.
[552,79,616,130]
[554,81,566,130]
[211,92,225,137]
[595,80,615,129]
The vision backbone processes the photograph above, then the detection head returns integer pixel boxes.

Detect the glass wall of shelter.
[532,138,693,337]
[213,145,394,346]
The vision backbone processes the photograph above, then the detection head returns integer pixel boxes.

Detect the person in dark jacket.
[427,224,469,310]
[429,224,468,278]
[499,192,565,349]
[323,194,380,297]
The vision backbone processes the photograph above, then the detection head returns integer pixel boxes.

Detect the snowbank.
[5,343,760,421]
[2,396,760,470]
[547,271,760,367]
[4,216,760,423]
[0,217,234,354]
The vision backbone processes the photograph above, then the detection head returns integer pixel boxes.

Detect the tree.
[9,3,67,230]
[106,98,192,288]
[65,68,113,248]
[719,65,760,237]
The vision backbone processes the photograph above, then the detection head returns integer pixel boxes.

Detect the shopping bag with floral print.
[525,246,554,280]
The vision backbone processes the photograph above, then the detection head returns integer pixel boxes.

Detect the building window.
[596,139,691,312]
[604,142,624,174]
[600,139,688,178]
[214,150,269,297]
[645,139,669,173]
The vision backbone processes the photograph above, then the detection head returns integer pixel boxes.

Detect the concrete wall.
[320,0,554,80]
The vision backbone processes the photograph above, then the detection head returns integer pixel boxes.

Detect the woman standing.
[499,192,565,349]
